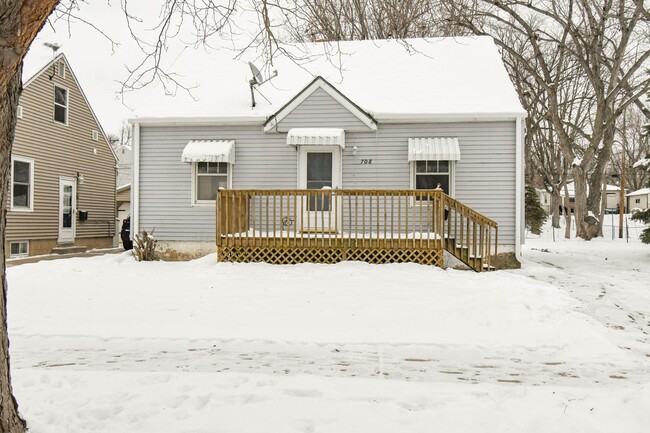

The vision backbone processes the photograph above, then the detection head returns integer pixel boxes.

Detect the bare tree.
[283,0,477,42]
[1,4,62,430]
[442,0,650,240]
[610,106,650,193]
[0,1,278,431]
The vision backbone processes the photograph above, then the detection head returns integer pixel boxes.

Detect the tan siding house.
[7,54,117,257]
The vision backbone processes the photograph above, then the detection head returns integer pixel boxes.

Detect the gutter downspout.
[515,116,524,258]
[131,121,140,239]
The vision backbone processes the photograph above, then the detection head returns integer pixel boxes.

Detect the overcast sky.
[23,1,263,136]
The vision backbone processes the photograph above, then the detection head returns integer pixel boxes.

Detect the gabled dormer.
[264,76,377,133]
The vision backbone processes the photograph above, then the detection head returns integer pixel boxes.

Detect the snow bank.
[8,253,625,361]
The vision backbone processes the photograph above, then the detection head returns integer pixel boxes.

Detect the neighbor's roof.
[626,188,650,197]
[129,37,526,123]
[561,182,622,197]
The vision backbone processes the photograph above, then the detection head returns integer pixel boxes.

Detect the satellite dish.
[247,62,278,108]
[248,62,265,85]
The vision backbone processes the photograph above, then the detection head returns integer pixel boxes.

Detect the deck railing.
[216,189,498,271]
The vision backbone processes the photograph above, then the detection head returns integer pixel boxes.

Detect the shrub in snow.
[525,184,547,235]
[133,229,158,261]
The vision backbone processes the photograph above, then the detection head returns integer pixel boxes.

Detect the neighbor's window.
[636,198,641,204]
[9,241,29,258]
[11,157,33,211]
[414,160,450,198]
[195,162,228,202]
[54,85,68,124]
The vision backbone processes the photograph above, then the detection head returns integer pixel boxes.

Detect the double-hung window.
[414,160,451,198]
[54,85,68,124]
[195,162,229,202]
[11,157,34,211]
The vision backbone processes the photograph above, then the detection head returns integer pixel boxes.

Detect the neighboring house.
[7,54,117,257]
[116,183,131,224]
[627,188,650,211]
[560,182,626,214]
[114,143,132,187]
[130,37,526,267]
[537,189,551,214]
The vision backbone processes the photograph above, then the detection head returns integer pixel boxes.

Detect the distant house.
[7,54,117,257]
[130,37,526,269]
[116,183,131,225]
[560,182,626,214]
[114,143,132,187]
[627,188,650,211]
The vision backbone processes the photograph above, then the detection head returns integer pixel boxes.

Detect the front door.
[298,146,341,232]
[58,177,76,243]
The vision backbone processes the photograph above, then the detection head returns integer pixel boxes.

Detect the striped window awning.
[408,137,461,161]
[181,140,235,164]
[287,128,345,148]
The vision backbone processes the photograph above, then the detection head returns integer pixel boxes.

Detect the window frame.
[53,84,69,125]
[410,159,455,205]
[9,241,29,258]
[11,156,35,212]
[191,161,232,206]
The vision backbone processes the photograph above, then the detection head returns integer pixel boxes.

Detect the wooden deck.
[216,189,498,271]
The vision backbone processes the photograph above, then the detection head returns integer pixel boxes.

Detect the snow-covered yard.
[7,220,650,432]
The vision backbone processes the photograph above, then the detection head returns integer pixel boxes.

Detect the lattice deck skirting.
[217,246,444,267]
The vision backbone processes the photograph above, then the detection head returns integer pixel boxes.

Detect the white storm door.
[58,177,76,243]
[298,146,342,232]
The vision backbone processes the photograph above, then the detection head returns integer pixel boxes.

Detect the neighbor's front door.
[58,177,76,244]
[298,146,341,232]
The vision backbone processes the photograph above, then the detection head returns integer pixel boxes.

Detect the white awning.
[287,128,345,148]
[408,137,461,161]
[181,140,235,164]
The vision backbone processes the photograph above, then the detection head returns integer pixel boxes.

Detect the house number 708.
[360,159,373,164]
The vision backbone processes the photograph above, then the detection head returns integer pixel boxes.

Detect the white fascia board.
[129,116,266,126]
[264,78,377,133]
[372,112,528,123]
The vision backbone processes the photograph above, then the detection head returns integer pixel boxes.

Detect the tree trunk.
[572,165,600,240]
[0,67,26,433]
[0,2,62,430]
[550,189,561,228]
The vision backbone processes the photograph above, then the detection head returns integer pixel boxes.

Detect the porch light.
[77,172,85,184]
[352,146,358,155]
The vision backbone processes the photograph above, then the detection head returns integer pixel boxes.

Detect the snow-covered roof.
[560,182,622,197]
[129,37,526,123]
[626,187,650,197]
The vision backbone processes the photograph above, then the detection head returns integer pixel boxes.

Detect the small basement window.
[54,85,68,124]
[10,241,29,258]
[195,162,229,202]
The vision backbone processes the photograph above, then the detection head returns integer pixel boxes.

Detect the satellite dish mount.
[248,62,277,108]
[44,42,61,80]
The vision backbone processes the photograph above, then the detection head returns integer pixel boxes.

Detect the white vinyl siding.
[138,120,517,245]
[275,88,371,132]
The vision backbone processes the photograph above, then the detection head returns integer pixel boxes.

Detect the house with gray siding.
[7,54,117,257]
[130,37,526,266]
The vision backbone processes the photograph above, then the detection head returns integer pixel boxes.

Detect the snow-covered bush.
[133,229,158,261]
